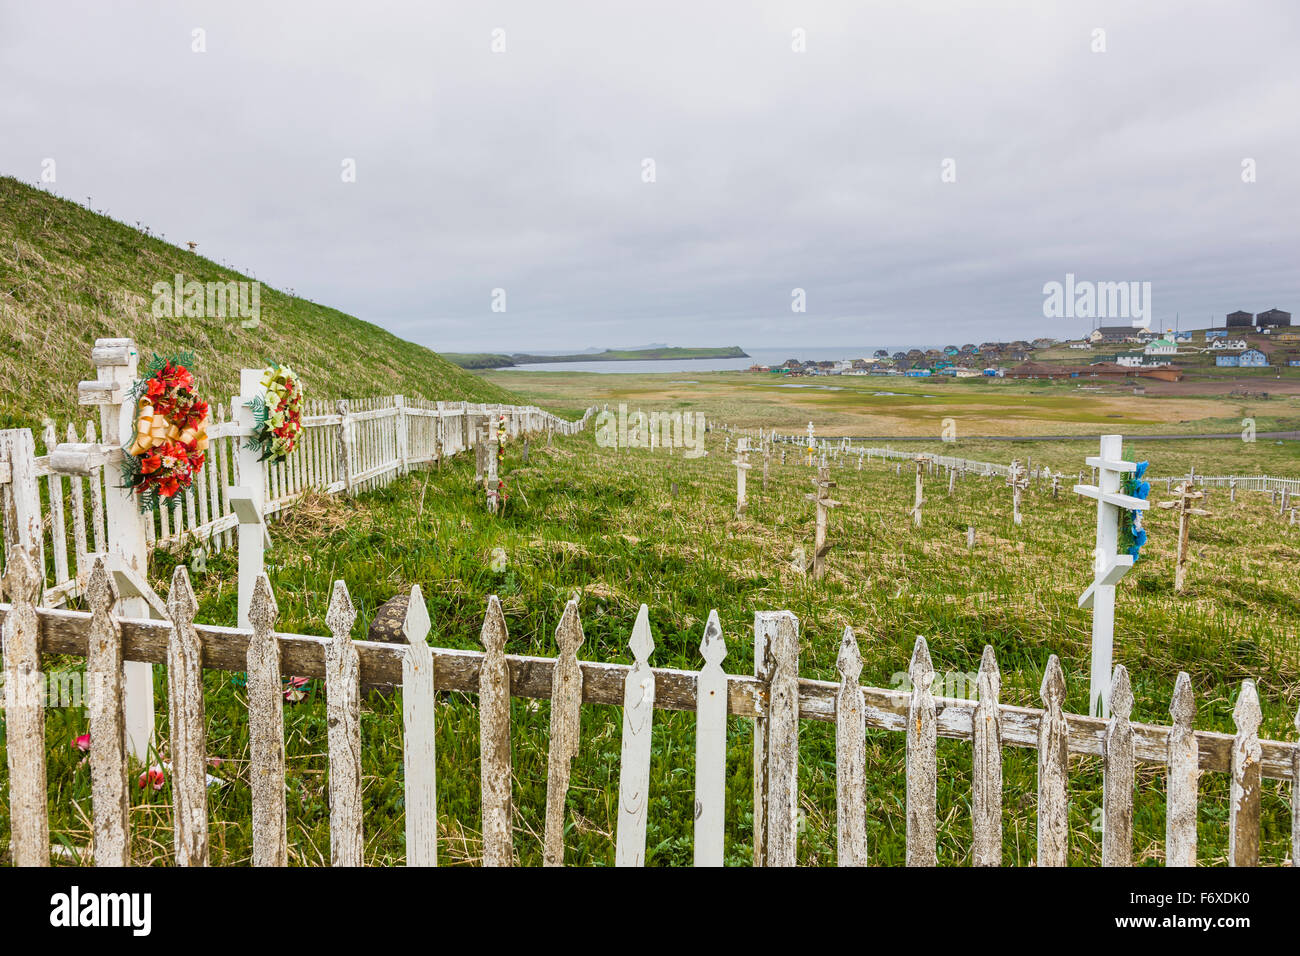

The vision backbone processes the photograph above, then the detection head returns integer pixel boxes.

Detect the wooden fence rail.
[0,394,593,607]
[3,561,1297,867]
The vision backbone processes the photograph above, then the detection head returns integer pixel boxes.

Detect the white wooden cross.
[1157,482,1210,593]
[805,420,816,466]
[1074,435,1149,717]
[732,438,751,517]
[1007,459,1029,526]
[911,455,929,527]
[804,466,840,579]
[66,338,156,758]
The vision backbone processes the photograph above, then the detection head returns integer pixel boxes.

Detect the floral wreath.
[1119,460,1151,560]
[244,362,304,464]
[121,353,209,513]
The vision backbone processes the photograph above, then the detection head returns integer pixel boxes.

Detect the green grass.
[3,426,1296,866]
[0,176,521,430]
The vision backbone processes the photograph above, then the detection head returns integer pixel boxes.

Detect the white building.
[1208,338,1248,351]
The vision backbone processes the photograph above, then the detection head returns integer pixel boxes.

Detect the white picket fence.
[736,426,1297,490]
[1191,475,1300,494]
[2,559,1297,867]
[1,392,593,607]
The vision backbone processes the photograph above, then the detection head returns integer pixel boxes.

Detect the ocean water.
[501,346,929,374]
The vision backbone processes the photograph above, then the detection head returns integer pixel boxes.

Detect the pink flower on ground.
[284,676,310,703]
[138,765,166,791]
[73,734,90,752]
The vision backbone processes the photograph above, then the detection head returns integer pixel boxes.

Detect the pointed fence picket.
[3,583,1299,868]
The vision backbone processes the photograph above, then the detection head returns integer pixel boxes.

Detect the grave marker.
[804,466,840,579]
[1157,482,1210,593]
[733,438,751,518]
[1074,435,1149,717]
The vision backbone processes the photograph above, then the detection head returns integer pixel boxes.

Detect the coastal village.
[751,308,1299,385]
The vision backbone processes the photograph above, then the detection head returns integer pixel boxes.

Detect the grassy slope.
[4,427,1295,865]
[0,176,519,429]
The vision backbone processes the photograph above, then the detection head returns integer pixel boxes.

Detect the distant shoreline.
[444,346,749,369]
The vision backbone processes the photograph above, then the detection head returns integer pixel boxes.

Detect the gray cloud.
[3,0,1297,350]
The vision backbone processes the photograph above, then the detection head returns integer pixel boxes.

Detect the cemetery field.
[482,369,1300,440]
[5,423,1297,866]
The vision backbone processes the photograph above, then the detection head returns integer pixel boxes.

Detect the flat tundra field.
[4,377,1296,866]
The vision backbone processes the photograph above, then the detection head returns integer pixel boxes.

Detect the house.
[1205,329,1228,340]
[1144,338,1177,356]
[1208,338,1247,351]
[1256,308,1291,328]
[873,349,889,359]
[1215,354,1240,367]
[1238,348,1269,367]
[1094,325,1145,343]
[954,367,983,378]
[1174,331,1193,343]
[904,368,932,377]
[1226,310,1254,328]
[1068,341,1093,349]
[943,345,959,357]
[1005,362,1078,380]
[960,343,977,354]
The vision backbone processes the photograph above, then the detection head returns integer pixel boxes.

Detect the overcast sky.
[3,1,1298,351]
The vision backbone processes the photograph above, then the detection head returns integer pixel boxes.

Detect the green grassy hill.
[0,176,519,429]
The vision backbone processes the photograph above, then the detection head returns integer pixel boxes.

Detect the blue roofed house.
[1238,348,1269,367]
[1215,354,1239,367]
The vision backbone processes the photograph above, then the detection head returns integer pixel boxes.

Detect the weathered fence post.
[325,580,363,866]
[400,585,437,866]
[247,573,287,867]
[835,626,867,866]
[486,419,500,514]
[394,394,408,474]
[694,610,728,866]
[1037,655,1069,867]
[336,399,354,494]
[758,610,800,866]
[1293,704,1300,869]
[1165,672,1198,867]
[1,548,49,865]
[1229,681,1261,866]
[0,429,44,593]
[972,645,1002,866]
[478,595,512,866]
[617,605,655,867]
[906,637,937,866]
[86,558,130,865]
[166,566,209,866]
[1101,665,1133,866]
[543,599,584,866]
